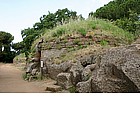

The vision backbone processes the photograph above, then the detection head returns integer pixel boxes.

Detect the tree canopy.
[89,0,140,35]
[20,8,83,60]
[0,31,15,63]
[90,0,140,20]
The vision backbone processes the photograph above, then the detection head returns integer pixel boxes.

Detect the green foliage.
[91,0,140,20]
[68,47,76,52]
[56,28,66,36]
[22,73,28,80]
[68,86,76,93]
[90,0,140,35]
[12,41,25,54]
[115,10,140,35]
[40,18,135,47]
[0,31,15,63]
[78,28,87,36]
[22,72,43,81]
[77,45,87,50]
[36,72,44,81]
[100,40,109,46]
[0,31,14,46]
[14,53,26,63]
[88,21,96,29]
[52,28,66,37]
[21,8,82,56]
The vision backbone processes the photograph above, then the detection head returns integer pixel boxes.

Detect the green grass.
[32,18,134,46]
[100,40,109,46]
[94,19,135,43]
[31,18,135,63]
[78,28,87,36]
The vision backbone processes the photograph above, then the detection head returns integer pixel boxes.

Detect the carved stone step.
[45,85,62,92]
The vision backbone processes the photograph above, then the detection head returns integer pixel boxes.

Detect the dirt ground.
[0,63,49,93]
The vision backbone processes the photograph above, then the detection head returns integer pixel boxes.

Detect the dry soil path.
[0,63,48,93]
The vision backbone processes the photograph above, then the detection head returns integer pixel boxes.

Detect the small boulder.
[60,61,72,72]
[82,65,92,81]
[47,64,63,80]
[57,73,72,89]
[81,64,97,81]
[70,62,84,85]
[80,55,92,67]
[76,79,91,93]
[47,61,72,80]
[90,45,140,92]
[46,85,62,92]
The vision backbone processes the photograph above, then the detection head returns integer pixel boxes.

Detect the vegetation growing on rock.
[11,4,140,93]
[30,18,135,64]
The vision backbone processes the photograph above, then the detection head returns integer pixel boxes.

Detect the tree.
[20,8,83,58]
[90,0,140,20]
[0,31,15,63]
[89,0,140,35]
[12,41,25,54]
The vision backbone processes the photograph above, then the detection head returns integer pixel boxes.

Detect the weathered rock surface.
[47,61,72,80]
[46,84,62,92]
[90,45,140,92]
[47,64,63,80]
[70,62,84,86]
[42,38,140,93]
[42,48,67,62]
[81,65,92,81]
[76,79,91,93]
[57,73,72,89]
[79,55,93,67]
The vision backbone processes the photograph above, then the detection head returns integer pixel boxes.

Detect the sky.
[0,0,111,43]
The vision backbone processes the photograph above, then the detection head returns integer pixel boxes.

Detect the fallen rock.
[76,79,91,93]
[46,85,62,92]
[60,61,72,72]
[81,65,92,81]
[47,64,61,80]
[70,62,84,85]
[57,73,72,89]
[47,61,72,80]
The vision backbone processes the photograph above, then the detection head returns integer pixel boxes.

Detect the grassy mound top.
[30,18,135,63]
[33,18,134,46]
